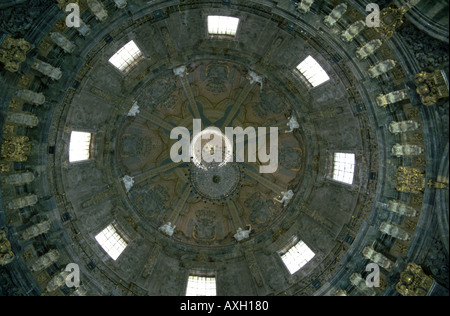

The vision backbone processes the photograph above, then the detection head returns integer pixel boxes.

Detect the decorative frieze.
[0,231,15,266]
[379,222,410,241]
[32,59,62,80]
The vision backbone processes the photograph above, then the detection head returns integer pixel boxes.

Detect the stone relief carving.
[6,112,39,127]
[234,225,252,242]
[15,90,45,105]
[138,77,177,111]
[245,192,274,226]
[414,69,449,106]
[285,115,299,133]
[388,120,420,134]
[50,32,75,54]
[32,59,62,80]
[46,270,71,293]
[323,3,347,28]
[87,0,108,21]
[132,185,168,219]
[30,250,59,272]
[356,39,384,60]
[247,70,264,90]
[159,222,176,236]
[399,23,449,70]
[296,0,314,14]
[340,20,366,42]
[203,63,232,94]
[122,175,134,193]
[379,222,411,241]
[396,262,435,296]
[173,65,188,77]
[113,0,127,9]
[127,102,140,117]
[0,0,54,37]
[376,89,409,107]
[253,89,284,117]
[0,35,31,72]
[368,59,397,78]
[2,171,35,186]
[192,210,217,243]
[6,194,38,210]
[392,144,423,157]
[362,246,394,271]
[20,220,51,241]
[279,147,301,171]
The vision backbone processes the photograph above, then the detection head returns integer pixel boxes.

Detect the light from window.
[207,15,240,36]
[69,131,92,162]
[332,152,355,185]
[108,40,143,73]
[296,55,330,87]
[280,240,315,274]
[186,275,217,296]
[95,224,128,260]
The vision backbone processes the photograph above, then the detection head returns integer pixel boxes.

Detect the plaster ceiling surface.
[0,0,448,297]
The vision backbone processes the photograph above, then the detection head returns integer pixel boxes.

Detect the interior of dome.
[0,0,449,297]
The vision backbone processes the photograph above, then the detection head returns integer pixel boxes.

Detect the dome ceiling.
[0,0,448,297]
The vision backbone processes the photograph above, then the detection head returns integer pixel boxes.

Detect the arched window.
[280,239,315,274]
[95,224,128,261]
[69,131,92,162]
[207,15,240,36]
[296,55,330,87]
[108,40,143,73]
[185,275,217,296]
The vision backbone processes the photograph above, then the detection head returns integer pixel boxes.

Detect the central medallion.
[190,162,242,203]
[190,127,233,170]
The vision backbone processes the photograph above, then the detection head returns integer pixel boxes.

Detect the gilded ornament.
[396,262,434,296]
